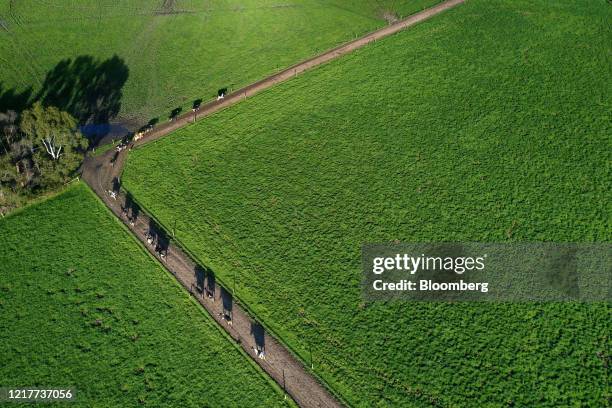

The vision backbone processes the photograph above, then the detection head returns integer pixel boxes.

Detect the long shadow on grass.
[0,56,129,147]
[0,83,32,113]
[37,55,129,124]
[37,55,129,146]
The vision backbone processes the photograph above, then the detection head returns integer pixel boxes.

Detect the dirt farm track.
[82,1,465,406]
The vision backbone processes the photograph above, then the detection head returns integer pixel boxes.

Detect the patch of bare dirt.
[161,0,175,12]
[156,0,192,15]
[380,10,399,24]
[153,0,194,16]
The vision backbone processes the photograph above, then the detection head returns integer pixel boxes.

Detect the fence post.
[282,368,286,400]
[310,344,314,369]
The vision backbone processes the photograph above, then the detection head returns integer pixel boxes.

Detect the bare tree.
[18,102,86,184]
[20,102,83,161]
[40,132,63,160]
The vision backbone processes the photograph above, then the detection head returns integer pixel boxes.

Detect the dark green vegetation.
[0,103,86,215]
[0,183,288,407]
[124,0,611,406]
[0,0,441,125]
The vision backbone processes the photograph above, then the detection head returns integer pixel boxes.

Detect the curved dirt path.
[82,1,464,407]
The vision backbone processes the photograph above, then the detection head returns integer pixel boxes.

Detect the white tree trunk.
[41,135,62,160]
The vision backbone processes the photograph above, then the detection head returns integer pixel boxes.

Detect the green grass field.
[0,183,289,407]
[123,0,611,406]
[0,0,441,125]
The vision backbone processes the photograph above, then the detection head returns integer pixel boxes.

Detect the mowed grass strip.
[123,0,611,406]
[0,0,441,123]
[0,183,288,407]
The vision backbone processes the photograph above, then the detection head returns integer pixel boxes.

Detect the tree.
[0,102,86,214]
[0,109,33,214]
[21,102,79,158]
[20,102,86,185]
[0,110,18,155]
[0,103,89,214]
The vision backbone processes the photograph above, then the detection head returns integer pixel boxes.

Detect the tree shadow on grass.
[0,83,32,113]
[37,55,129,126]
[0,55,129,147]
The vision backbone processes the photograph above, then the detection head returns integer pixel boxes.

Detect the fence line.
[81,1,466,405]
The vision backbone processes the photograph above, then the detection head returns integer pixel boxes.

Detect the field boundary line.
[132,0,465,148]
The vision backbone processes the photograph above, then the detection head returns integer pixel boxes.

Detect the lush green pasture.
[123,0,611,406]
[0,183,288,407]
[0,0,440,125]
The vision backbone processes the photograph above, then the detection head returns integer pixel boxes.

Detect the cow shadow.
[138,117,159,134]
[145,218,169,259]
[123,192,140,222]
[220,287,233,322]
[206,269,216,299]
[251,322,265,354]
[169,107,182,121]
[111,177,121,194]
[155,227,170,255]
[194,264,219,301]
[145,218,158,247]
[194,265,205,293]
